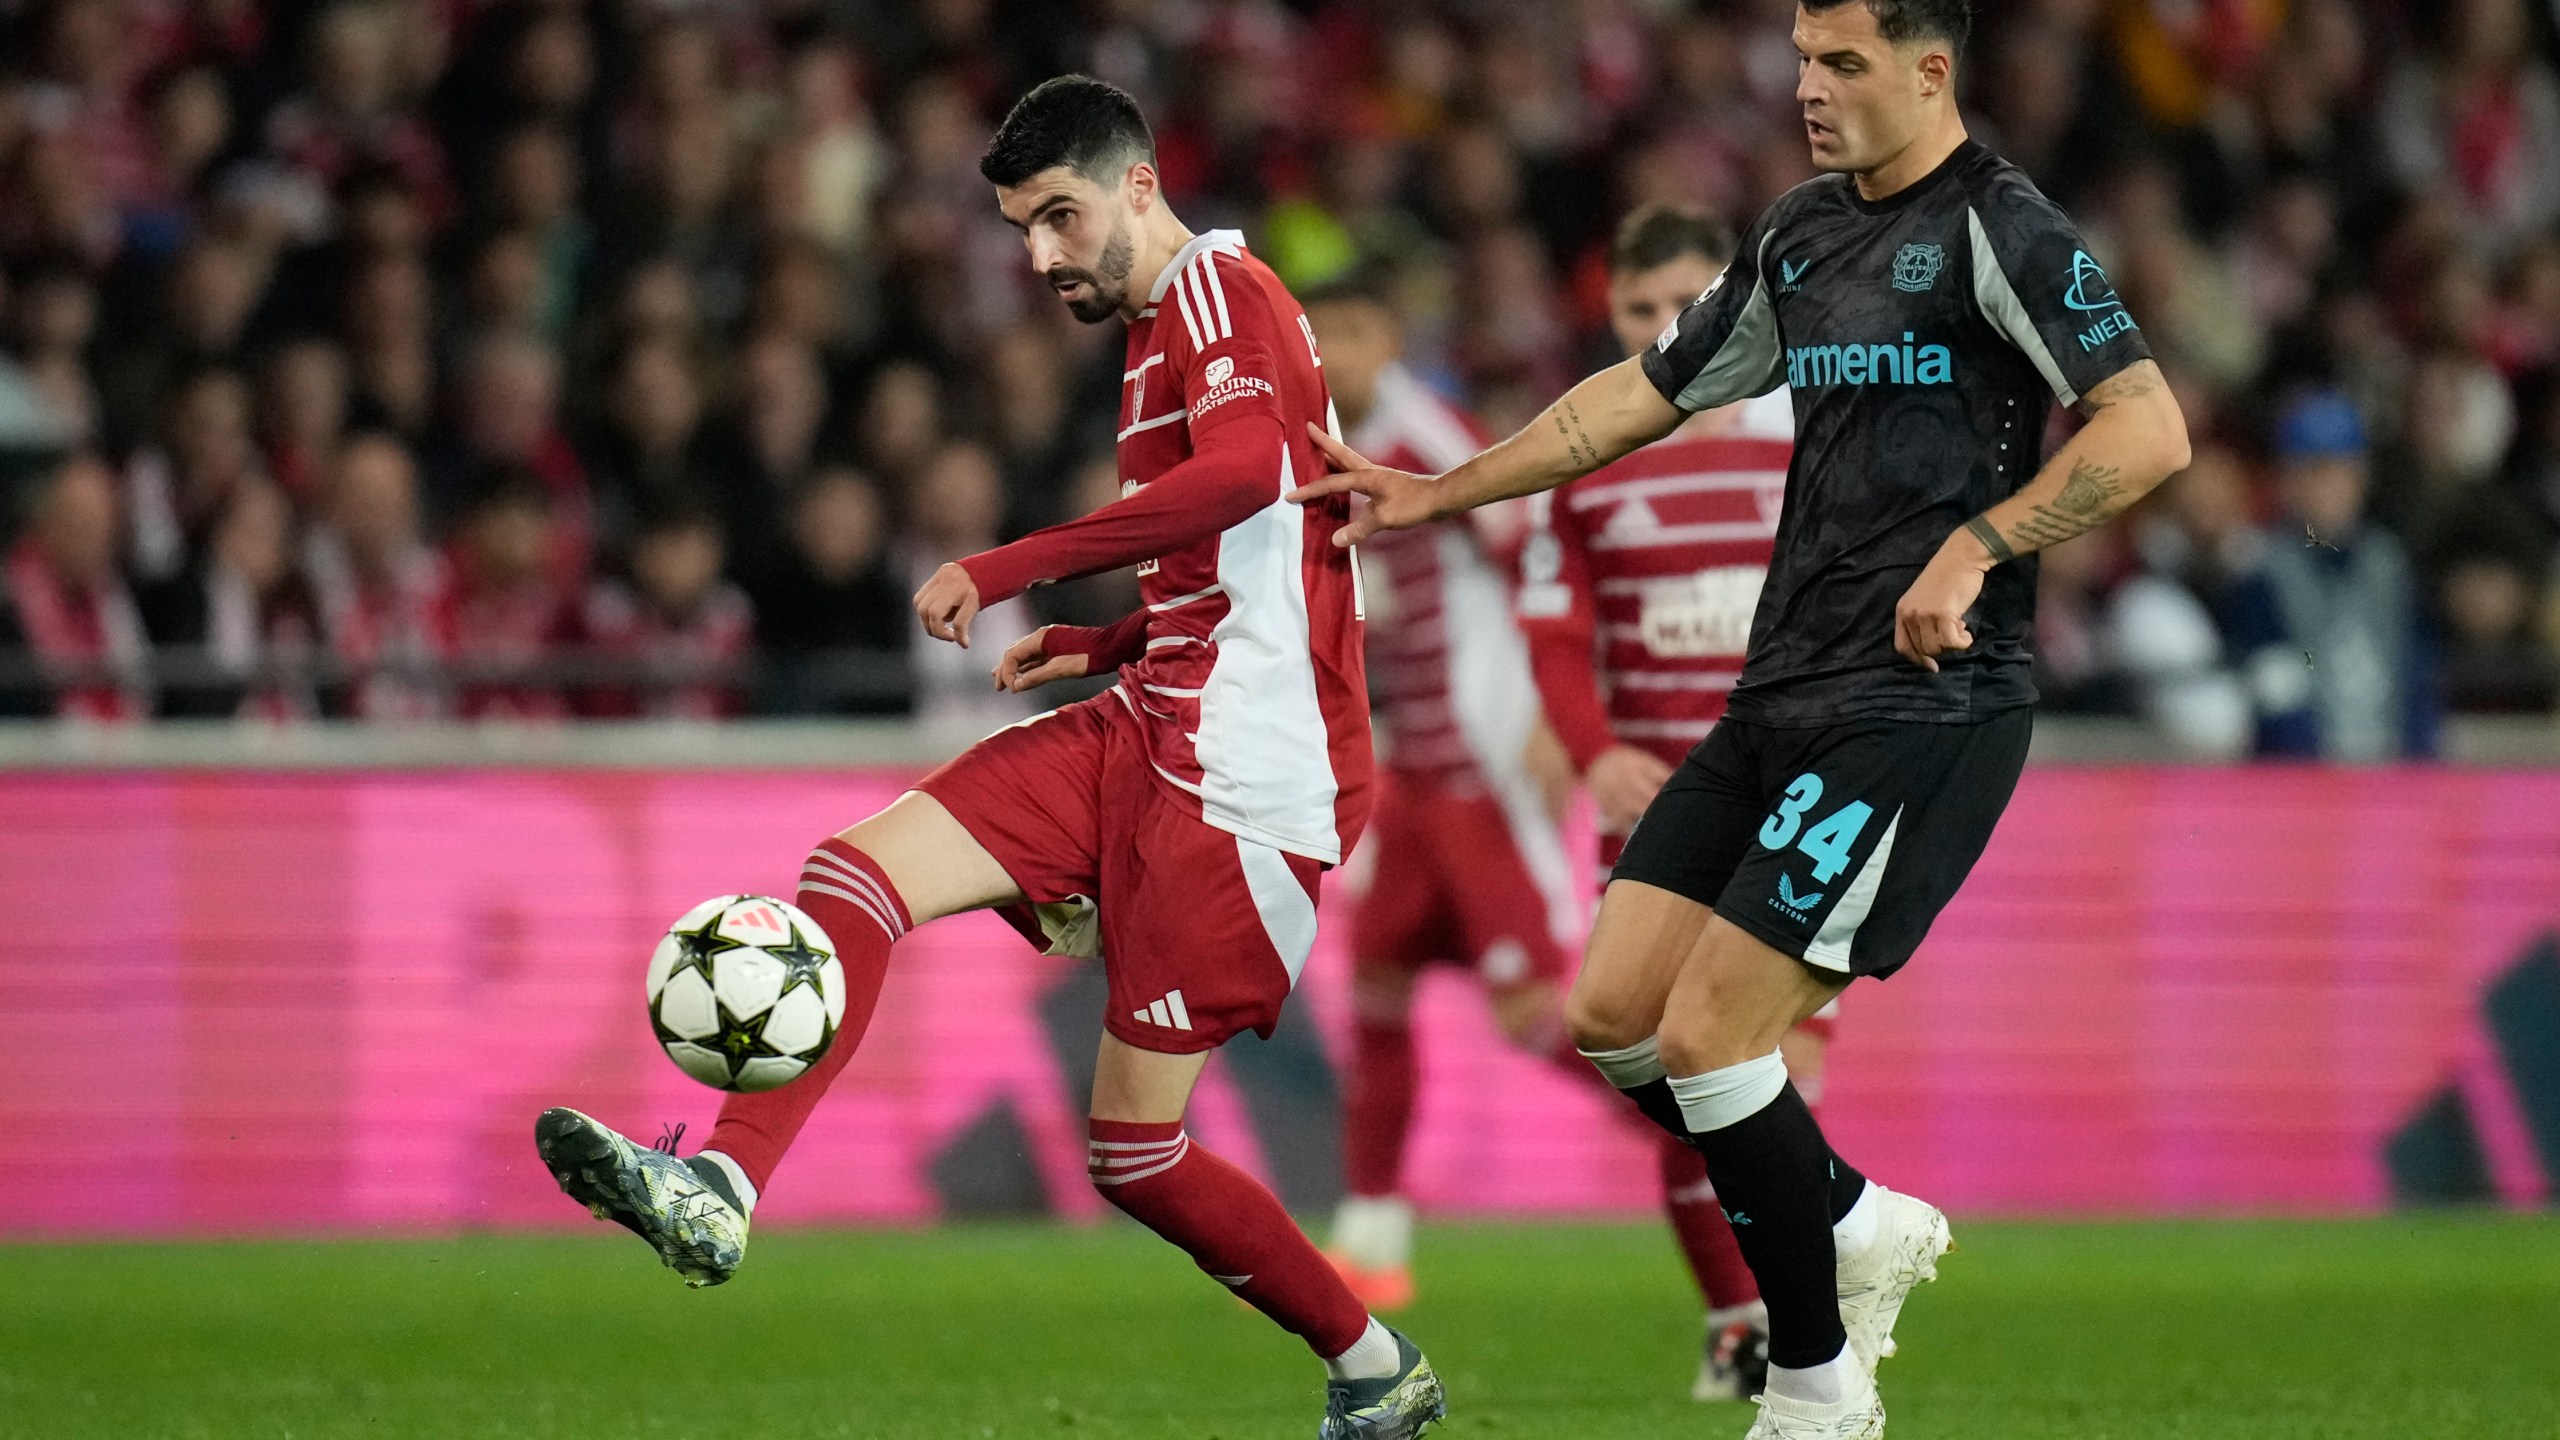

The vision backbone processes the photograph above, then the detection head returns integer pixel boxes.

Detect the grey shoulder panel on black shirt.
[1638,183,1841,414]
[1959,164,2152,409]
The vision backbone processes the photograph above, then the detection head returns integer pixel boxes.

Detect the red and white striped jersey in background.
[1515,390,1793,770]
[1110,231,1371,864]
[1350,364,1537,794]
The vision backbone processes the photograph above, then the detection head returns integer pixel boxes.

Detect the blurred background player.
[1511,204,1835,1401]
[1307,269,1775,1403]
[1303,270,1561,1282]
[533,77,1445,1440]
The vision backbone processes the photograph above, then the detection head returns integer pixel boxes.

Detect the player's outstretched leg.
[1093,1038,1444,1439]
[539,794,1015,1285]
[534,1107,750,1285]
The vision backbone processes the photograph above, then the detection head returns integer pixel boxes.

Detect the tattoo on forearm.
[1988,456,2134,556]
[1966,516,2015,564]
[2052,458,2123,516]
[1552,399,1604,473]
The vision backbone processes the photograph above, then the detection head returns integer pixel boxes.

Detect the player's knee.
[1655,1005,1768,1077]
[832,792,1013,922]
[1563,986,1652,1055]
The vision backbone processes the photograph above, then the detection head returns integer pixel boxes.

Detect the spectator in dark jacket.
[2227,390,2441,760]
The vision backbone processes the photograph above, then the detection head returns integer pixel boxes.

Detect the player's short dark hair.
[978,75,1155,188]
[1802,0,1972,55]
[1609,206,1735,276]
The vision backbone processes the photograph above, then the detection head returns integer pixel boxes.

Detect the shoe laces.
[652,1121,687,1155]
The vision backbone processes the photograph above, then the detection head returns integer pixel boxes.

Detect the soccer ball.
[646,894,845,1092]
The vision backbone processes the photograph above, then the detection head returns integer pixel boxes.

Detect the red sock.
[703,838,908,1192]
[1091,1118,1370,1357]
[1342,1015,1417,1199]
[1660,1130,1760,1309]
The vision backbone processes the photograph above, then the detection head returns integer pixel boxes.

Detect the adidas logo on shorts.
[1134,989,1194,1031]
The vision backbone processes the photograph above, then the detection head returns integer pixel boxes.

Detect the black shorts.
[1611,709,2032,980]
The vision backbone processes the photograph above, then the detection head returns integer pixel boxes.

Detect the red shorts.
[1349,770,1576,987]
[915,693,1324,1055]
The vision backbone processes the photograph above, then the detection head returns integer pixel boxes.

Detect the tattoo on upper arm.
[2076,359,2162,417]
[1553,399,1605,473]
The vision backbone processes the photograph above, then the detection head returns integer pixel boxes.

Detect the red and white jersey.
[1516,391,1792,768]
[1112,231,1370,865]
[1351,364,1537,793]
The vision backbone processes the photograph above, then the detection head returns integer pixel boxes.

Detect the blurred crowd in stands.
[0,0,2555,759]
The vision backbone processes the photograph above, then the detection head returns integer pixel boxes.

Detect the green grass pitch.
[3,1215,2556,1438]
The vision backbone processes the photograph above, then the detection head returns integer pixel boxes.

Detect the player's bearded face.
[1048,221,1135,324]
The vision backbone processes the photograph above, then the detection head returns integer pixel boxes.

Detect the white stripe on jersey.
[1149,582,1225,612]
[1177,265,1211,344]
[1570,472,1788,508]
[1170,269,1205,349]
[1609,670,1743,690]
[1197,253,1233,338]
[1191,435,1341,863]
[1590,521,1775,550]
[1187,262,1218,338]
[1237,835,1318,986]
[1119,410,1184,441]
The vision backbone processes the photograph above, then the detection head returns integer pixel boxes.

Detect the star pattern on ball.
[715,999,787,1065]
[764,921,834,999]
[666,912,751,989]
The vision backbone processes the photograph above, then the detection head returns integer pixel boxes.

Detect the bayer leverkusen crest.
[1892,242,1945,293]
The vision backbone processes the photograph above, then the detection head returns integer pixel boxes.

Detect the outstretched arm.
[1289,357,1683,548]
[914,414,1283,646]
[1894,360,2191,671]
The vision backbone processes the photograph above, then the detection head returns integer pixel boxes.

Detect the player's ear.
[1915,45,1952,99]
[1124,160,1160,215]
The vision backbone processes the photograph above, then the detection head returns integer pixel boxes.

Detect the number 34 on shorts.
[1610,712,2033,981]
[1756,771,1876,918]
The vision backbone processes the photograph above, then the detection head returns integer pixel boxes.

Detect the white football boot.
[1742,1373,1886,1440]
[1834,1184,1953,1374]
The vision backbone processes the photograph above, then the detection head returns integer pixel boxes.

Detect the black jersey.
[1639,139,2152,727]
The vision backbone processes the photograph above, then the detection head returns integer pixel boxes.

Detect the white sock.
[1578,1034,1666,1089]
[1765,1345,1860,1406]
[1831,1181,1878,1258]
[1329,1194,1414,1271]
[1706,1299,1767,1333]
[1324,1316,1401,1382]
[1664,1049,1789,1133]
[696,1148,759,1216]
